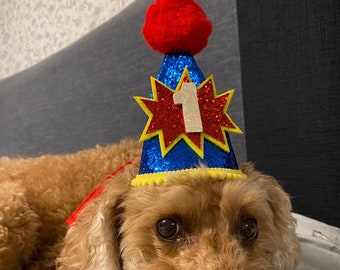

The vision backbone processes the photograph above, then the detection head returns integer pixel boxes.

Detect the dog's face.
[57,163,301,270]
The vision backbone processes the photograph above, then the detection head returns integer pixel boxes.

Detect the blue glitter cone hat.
[132,0,246,186]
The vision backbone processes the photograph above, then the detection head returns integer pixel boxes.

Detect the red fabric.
[142,0,212,55]
[66,160,133,227]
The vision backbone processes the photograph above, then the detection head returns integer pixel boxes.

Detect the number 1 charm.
[173,82,203,133]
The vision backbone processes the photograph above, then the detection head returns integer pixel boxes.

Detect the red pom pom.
[142,0,212,55]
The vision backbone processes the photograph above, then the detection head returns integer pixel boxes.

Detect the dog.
[0,139,301,269]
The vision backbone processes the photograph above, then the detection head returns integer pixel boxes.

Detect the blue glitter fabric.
[139,53,239,175]
[157,53,205,88]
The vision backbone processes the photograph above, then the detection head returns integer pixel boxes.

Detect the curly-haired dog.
[0,140,301,269]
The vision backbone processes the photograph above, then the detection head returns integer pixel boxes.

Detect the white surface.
[293,213,340,269]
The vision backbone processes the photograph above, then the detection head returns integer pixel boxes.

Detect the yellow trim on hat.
[131,168,247,187]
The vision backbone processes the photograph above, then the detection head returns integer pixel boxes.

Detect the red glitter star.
[197,76,242,153]
[134,69,242,157]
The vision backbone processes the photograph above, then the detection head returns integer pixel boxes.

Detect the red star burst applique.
[134,68,242,158]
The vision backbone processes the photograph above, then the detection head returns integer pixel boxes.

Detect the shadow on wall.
[237,0,340,227]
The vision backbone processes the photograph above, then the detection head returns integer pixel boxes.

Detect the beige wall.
[0,0,135,79]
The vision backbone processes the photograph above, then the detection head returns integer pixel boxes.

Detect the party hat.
[132,0,246,187]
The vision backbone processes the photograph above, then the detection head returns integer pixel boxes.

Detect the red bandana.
[66,160,133,227]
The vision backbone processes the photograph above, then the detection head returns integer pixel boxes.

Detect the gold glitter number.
[173,82,203,133]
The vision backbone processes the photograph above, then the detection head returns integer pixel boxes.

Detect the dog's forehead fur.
[123,170,274,245]
[123,172,272,233]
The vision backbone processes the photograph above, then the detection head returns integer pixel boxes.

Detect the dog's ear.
[240,162,301,268]
[240,162,294,228]
[56,167,137,270]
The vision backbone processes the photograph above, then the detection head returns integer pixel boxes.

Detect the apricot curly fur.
[0,139,141,269]
[0,140,300,269]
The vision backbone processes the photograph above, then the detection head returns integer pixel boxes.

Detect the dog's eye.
[240,218,258,241]
[156,218,180,240]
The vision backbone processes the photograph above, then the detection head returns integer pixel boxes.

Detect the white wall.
[0,0,135,79]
